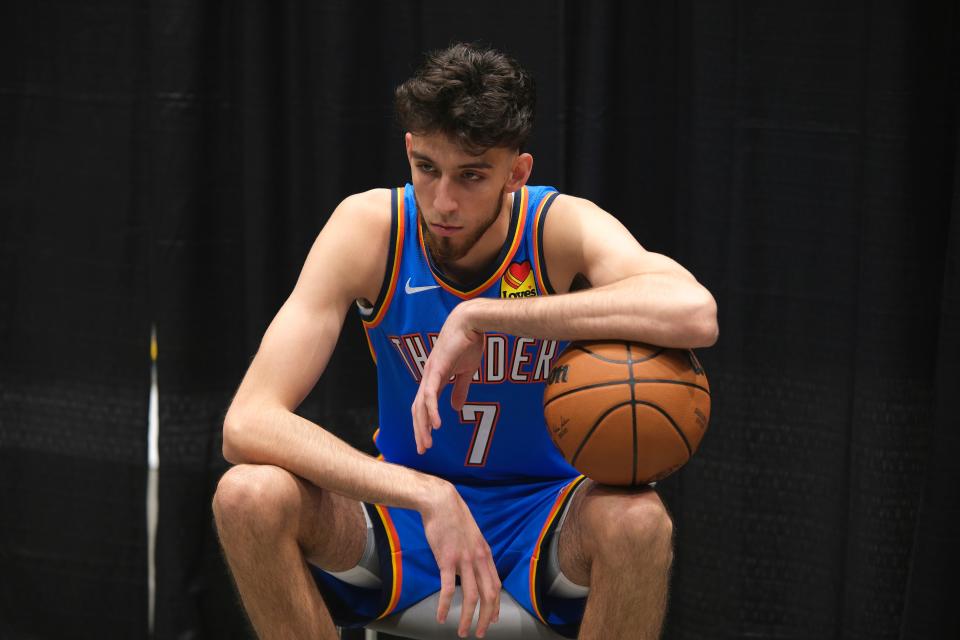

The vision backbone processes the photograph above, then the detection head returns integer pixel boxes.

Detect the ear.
[404,132,413,159]
[505,152,533,193]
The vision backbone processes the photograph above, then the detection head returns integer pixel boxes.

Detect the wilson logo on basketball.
[500,261,537,298]
[547,365,569,384]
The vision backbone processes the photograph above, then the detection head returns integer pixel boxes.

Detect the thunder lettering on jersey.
[359,184,579,484]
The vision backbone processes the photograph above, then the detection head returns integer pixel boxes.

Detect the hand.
[412,303,484,454]
[421,482,501,638]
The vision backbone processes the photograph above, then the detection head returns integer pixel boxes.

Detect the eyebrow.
[411,151,493,170]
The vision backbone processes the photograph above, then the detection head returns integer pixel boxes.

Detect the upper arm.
[542,194,697,292]
[227,189,392,417]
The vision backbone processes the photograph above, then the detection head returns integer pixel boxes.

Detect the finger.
[487,558,501,624]
[423,382,442,432]
[436,564,455,625]
[473,554,498,638]
[411,399,425,454]
[450,374,473,412]
[458,566,479,638]
[418,394,434,451]
[417,363,446,429]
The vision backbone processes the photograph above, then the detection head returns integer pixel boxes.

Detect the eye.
[417,163,435,174]
[462,171,483,182]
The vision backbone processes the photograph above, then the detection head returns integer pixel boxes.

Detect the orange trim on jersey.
[363,187,406,329]
[528,475,587,623]
[417,187,529,300]
[373,504,403,619]
[532,191,556,294]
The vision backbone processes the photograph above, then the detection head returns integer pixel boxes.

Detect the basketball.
[543,341,711,486]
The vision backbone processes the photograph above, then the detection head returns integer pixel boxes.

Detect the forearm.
[461,273,718,348]
[223,407,446,511]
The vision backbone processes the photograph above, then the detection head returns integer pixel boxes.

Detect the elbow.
[690,290,719,348]
[222,409,251,465]
[698,318,719,348]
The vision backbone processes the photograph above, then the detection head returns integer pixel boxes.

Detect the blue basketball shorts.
[310,475,588,638]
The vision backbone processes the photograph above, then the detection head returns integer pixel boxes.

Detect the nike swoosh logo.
[405,277,441,295]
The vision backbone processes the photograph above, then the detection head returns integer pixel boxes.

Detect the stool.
[365,588,569,639]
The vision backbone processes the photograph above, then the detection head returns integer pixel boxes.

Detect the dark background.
[1,1,957,639]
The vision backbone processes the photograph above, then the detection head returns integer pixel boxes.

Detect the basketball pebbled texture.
[543,341,711,486]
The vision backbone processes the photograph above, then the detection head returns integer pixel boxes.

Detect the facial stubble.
[418,189,506,266]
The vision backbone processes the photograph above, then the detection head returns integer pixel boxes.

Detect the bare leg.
[212,464,369,640]
[557,482,673,639]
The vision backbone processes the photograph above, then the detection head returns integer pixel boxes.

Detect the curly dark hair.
[395,43,536,154]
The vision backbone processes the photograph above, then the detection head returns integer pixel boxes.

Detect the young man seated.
[213,42,718,640]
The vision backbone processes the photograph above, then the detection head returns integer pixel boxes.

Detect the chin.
[432,238,470,263]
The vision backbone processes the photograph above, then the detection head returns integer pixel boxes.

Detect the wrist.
[413,473,457,516]
[455,297,496,334]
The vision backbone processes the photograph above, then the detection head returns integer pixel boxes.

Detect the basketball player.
[213,43,718,639]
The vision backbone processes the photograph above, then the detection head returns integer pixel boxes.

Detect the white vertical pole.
[147,324,160,636]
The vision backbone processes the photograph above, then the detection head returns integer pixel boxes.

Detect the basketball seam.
[635,379,710,394]
[570,400,635,468]
[569,399,694,472]
[640,400,693,457]
[544,378,711,410]
[572,344,665,364]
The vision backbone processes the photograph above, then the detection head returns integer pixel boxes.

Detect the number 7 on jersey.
[460,402,500,466]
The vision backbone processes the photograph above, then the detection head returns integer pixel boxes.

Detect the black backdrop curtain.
[1,1,957,639]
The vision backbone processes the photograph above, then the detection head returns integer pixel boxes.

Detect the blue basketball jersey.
[359,184,579,485]
[315,186,588,633]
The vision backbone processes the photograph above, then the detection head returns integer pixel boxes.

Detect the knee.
[212,464,300,538]
[584,489,673,562]
[625,493,673,553]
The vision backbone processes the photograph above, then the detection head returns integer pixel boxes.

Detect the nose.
[433,176,458,215]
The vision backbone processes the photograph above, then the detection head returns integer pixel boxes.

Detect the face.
[406,132,531,265]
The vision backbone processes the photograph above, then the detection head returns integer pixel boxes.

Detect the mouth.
[430,223,463,237]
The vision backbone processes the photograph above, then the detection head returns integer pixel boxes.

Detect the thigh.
[296,480,368,572]
[222,463,369,572]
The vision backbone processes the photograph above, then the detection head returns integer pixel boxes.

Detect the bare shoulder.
[542,193,646,292]
[549,193,605,216]
[546,193,636,235]
[544,192,697,292]
[336,187,393,226]
[295,188,394,310]
[330,188,393,244]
